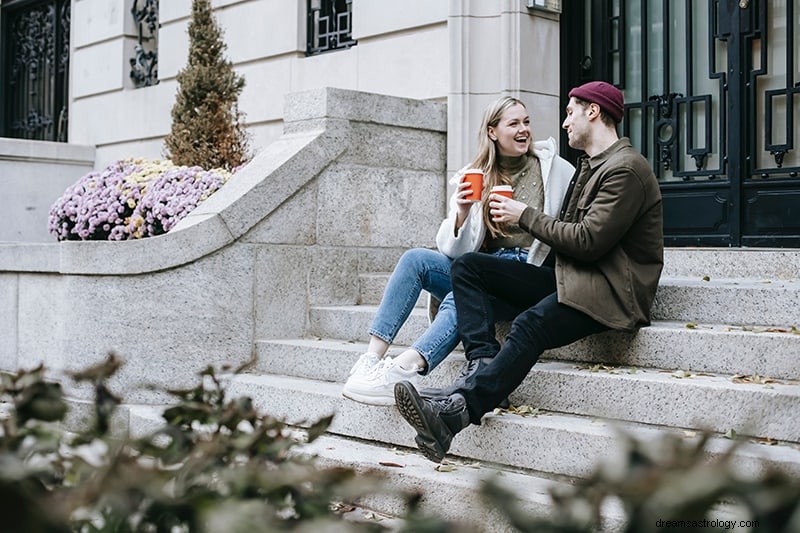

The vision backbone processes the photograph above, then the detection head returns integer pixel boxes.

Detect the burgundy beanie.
[569,81,624,123]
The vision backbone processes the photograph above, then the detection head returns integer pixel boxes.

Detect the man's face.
[562,97,591,150]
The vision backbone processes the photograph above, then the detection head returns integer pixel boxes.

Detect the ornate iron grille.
[130,0,159,87]
[306,0,357,56]
[1,0,70,141]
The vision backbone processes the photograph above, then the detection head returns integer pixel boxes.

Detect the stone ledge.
[0,138,95,165]
[284,87,447,132]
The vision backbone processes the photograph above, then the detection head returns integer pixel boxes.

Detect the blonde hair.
[467,96,534,238]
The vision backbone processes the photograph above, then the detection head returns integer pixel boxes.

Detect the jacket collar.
[581,137,632,170]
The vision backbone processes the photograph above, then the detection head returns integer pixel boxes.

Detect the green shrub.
[0,356,404,531]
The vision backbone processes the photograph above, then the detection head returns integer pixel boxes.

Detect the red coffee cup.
[462,169,484,202]
[491,185,513,199]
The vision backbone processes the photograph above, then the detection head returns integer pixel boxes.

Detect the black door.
[1,0,70,142]
[561,0,800,247]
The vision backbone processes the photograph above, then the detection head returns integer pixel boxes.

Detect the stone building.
[1,1,799,527]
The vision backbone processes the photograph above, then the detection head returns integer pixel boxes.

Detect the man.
[393,81,664,463]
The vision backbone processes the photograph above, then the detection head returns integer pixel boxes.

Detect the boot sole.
[394,382,448,463]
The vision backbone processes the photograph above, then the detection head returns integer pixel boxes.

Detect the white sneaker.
[342,357,422,406]
[348,351,381,377]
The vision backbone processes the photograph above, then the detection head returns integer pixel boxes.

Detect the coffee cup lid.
[463,168,484,174]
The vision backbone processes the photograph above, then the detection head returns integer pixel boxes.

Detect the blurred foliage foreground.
[0,355,420,532]
[1,355,800,533]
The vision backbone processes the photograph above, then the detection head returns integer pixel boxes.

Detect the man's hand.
[489,194,527,224]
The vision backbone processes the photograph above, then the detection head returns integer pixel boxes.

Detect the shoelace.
[457,358,481,380]
[350,353,379,376]
[362,357,395,379]
[427,394,464,413]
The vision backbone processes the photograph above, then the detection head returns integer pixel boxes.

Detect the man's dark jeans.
[451,252,609,424]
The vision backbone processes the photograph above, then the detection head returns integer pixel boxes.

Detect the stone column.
[447,1,562,179]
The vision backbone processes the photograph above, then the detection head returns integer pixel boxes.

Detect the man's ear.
[588,102,601,121]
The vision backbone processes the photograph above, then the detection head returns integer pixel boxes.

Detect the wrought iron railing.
[307,0,357,56]
[130,0,159,87]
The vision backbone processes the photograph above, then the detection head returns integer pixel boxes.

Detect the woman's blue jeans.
[368,247,528,374]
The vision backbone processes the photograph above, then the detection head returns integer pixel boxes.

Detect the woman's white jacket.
[436,137,575,266]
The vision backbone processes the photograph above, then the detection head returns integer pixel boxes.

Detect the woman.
[342,96,574,405]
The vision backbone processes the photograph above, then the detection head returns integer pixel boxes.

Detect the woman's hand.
[454,179,475,231]
[489,194,527,224]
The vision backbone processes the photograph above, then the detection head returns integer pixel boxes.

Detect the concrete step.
[308,304,431,347]
[305,306,800,379]
[253,337,800,442]
[125,404,625,531]
[662,248,800,280]
[299,434,626,532]
[220,373,800,481]
[358,272,427,308]
[356,272,800,327]
[651,277,800,326]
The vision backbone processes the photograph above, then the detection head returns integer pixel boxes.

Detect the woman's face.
[488,103,531,157]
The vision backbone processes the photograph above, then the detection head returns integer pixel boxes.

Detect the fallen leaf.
[435,464,457,472]
[379,461,404,468]
[683,430,697,438]
[723,429,737,440]
[672,370,695,379]
[331,502,357,513]
[686,322,698,329]
[753,437,778,446]
[702,275,711,281]
[508,405,540,417]
[732,374,780,385]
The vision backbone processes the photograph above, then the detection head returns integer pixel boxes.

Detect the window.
[306,0,356,56]
[130,0,159,87]
[1,0,71,141]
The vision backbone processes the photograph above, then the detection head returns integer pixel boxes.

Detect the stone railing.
[0,87,447,404]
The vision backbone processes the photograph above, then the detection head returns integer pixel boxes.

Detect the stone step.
[219,373,800,481]
[253,338,800,443]
[298,434,627,532]
[651,277,800,326]
[305,307,800,379]
[358,272,426,308]
[125,404,626,531]
[662,248,800,280]
[356,272,800,327]
[308,304,432,347]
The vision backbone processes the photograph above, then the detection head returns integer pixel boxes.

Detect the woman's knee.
[398,248,445,270]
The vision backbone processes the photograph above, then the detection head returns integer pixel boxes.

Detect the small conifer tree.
[164,0,250,171]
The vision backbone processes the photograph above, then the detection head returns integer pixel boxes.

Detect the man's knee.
[452,252,484,280]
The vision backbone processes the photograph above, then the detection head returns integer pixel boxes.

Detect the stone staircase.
[136,247,793,529]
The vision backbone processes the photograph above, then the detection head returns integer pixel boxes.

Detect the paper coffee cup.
[462,169,484,202]
[491,185,513,199]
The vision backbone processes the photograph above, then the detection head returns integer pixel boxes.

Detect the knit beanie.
[568,81,624,123]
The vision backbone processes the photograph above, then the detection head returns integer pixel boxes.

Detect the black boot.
[394,381,470,463]
[418,357,511,409]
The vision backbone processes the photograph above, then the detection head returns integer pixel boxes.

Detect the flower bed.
[48,158,233,241]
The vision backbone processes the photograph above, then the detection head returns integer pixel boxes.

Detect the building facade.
[1,0,797,245]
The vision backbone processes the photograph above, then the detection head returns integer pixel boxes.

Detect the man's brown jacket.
[520,138,664,331]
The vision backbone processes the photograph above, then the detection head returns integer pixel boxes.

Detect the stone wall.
[69,0,448,169]
[0,88,446,404]
[0,139,95,242]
